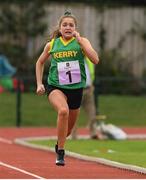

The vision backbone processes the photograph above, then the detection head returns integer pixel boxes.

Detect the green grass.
[0,92,146,126]
[29,139,146,168]
[98,95,146,126]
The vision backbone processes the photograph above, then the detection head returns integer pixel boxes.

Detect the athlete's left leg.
[67,108,80,137]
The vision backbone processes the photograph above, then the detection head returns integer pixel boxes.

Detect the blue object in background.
[0,55,16,77]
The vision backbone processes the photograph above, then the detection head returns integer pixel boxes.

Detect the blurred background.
[0,0,146,128]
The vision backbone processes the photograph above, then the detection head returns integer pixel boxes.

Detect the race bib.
[57,61,81,85]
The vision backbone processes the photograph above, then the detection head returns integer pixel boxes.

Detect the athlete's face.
[60,17,76,40]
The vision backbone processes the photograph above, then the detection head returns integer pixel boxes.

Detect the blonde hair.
[49,10,77,41]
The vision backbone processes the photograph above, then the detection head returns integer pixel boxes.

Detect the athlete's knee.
[58,107,69,117]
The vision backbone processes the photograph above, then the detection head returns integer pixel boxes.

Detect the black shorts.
[46,84,83,109]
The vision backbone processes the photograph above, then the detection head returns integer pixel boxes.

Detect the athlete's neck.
[61,36,74,42]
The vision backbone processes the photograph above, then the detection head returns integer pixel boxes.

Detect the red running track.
[0,127,146,179]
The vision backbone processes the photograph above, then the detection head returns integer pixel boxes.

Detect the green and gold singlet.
[48,37,86,89]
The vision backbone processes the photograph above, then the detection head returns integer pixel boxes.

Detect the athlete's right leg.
[48,89,69,165]
[48,89,69,150]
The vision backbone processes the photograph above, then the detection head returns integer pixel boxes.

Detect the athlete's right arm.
[36,42,50,95]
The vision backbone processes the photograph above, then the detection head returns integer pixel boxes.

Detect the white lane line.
[0,161,46,179]
[0,137,12,144]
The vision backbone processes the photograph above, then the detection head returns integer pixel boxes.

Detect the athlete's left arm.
[79,37,99,64]
[73,31,99,64]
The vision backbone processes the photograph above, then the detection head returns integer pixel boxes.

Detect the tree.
[0,0,47,75]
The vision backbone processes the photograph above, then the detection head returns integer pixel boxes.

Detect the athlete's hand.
[72,31,82,43]
[36,84,45,95]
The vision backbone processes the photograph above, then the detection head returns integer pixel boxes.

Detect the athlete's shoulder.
[44,38,56,53]
[81,37,90,43]
[44,42,51,53]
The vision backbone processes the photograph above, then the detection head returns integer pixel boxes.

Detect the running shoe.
[56,149,65,166]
